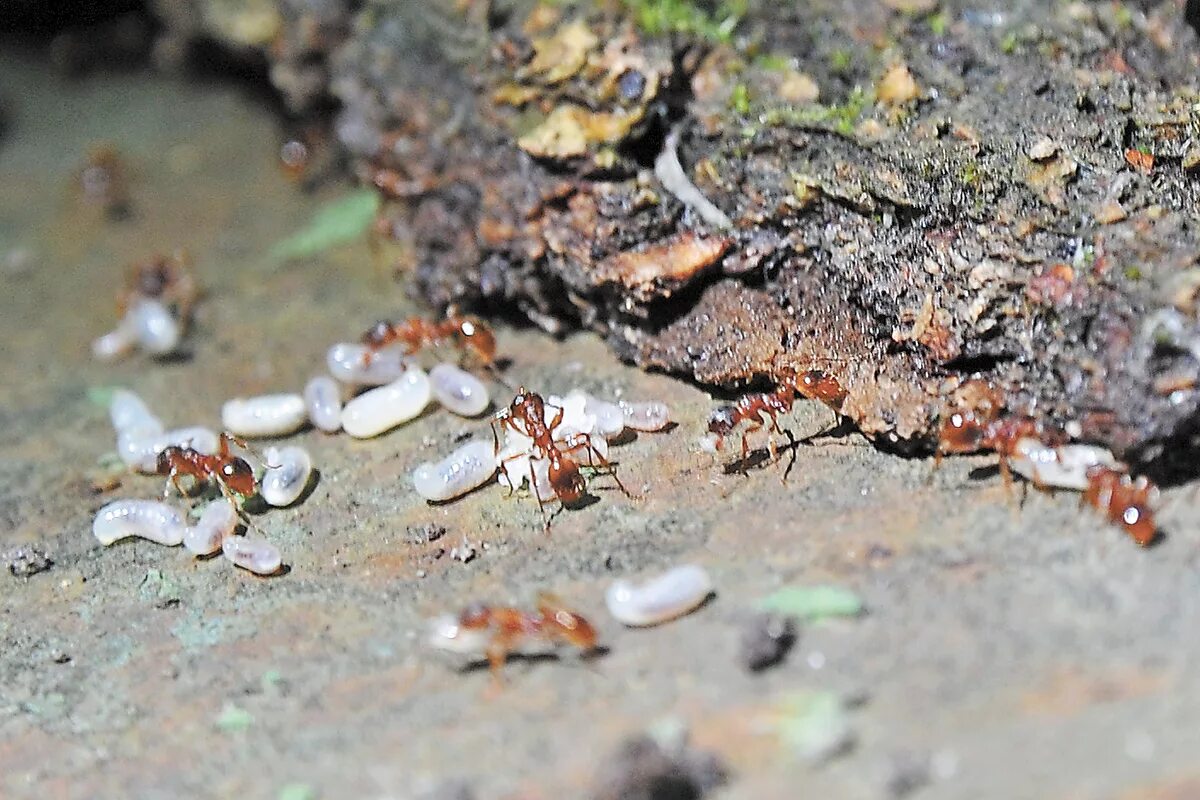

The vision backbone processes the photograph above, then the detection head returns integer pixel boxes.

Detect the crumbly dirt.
[3,10,1200,800]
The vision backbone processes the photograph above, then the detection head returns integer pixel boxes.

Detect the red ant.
[155,433,261,502]
[442,592,599,679]
[1082,466,1159,546]
[707,369,847,470]
[117,251,197,323]
[360,311,497,368]
[934,381,1061,488]
[492,387,635,529]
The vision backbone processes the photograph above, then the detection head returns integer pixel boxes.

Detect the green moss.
[960,162,979,186]
[1124,265,1143,280]
[269,189,380,262]
[730,83,752,114]
[829,48,853,73]
[758,585,864,620]
[1000,30,1018,54]
[754,52,791,72]
[1112,3,1133,29]
[928,12,949,36]
[622,0,747,42]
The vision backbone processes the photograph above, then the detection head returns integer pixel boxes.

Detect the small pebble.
[94,499,186,546]
[739,612,798,672]
[260,445,314,507]
[5,546,53,577]
[341,368,432,438]
[222,535,282,575]
[222,394,308,438]
[429,362,490,417]
[303,375,342,433]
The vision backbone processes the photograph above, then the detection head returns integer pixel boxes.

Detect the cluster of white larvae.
[411,389,671,503]
[93,390,313,575]
[213,343,491,443]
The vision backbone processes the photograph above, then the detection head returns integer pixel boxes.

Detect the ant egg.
[184,498,238,555]
[429,363,490,417]
[222,393,308,438]
[93,499,186,546]
[605,565,714,627]
[260,445,314,507]
[119,426,220,472]
[128,298,182,355]
[1010,438,1119,491]
[341,368,432,438]
[327,342,413,386]
[304,376,343,433]
[427,614,491,654]
[109,389,163,437]
[620,400,671,432]
[222,535,282,575]
[412,439,497,501]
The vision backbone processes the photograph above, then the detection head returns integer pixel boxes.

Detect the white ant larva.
[559,390,625,439]
[1008,438,1121,491]
[429,363,490,417]
[118,426,220,473]
[260,445,314,507]
[183,498,238,555]
[93,499,186,547]
[303,375,343,433]
[108,389,163,438]
[412,439,497,502]
[222,535,282,575]
[341,368,432,438]
[326,342,413,386]
[221,394,308,438]
[127,297,182,356]
[619,400,671,432]
[605,565,714,627]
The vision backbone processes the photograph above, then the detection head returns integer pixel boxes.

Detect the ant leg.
[571,433,638,500]
[780,428,798,484]
[528,460,551,532]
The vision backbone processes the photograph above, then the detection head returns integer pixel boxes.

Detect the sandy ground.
[2,50,1200,800]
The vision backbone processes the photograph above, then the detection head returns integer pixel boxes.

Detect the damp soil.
[3,11,1200,800]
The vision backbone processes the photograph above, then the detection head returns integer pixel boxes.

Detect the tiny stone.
[1027,136,1059,161]
[739,612,798,671]
[50,650,72,664]
[406,524,447,544]
[6,546,53,578]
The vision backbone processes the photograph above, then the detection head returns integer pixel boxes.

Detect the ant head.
[362,320,393,346]
[459,319,496,362]
[136,258,171,297]
[938,411,985,451]
[154,447,178,476]
[548,457,585,504]
[220,457,256,496]
[707,406,736,436]
[549,607,597,649]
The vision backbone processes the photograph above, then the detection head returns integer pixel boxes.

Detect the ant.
[117,251,197,323]
[1082,466,1159,546]
[360,311,497,369]
[934,381,1061,488]
[155,433,263,503]
[445,593,599,679]
[492,387,635,529]
[707,369,847,472]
